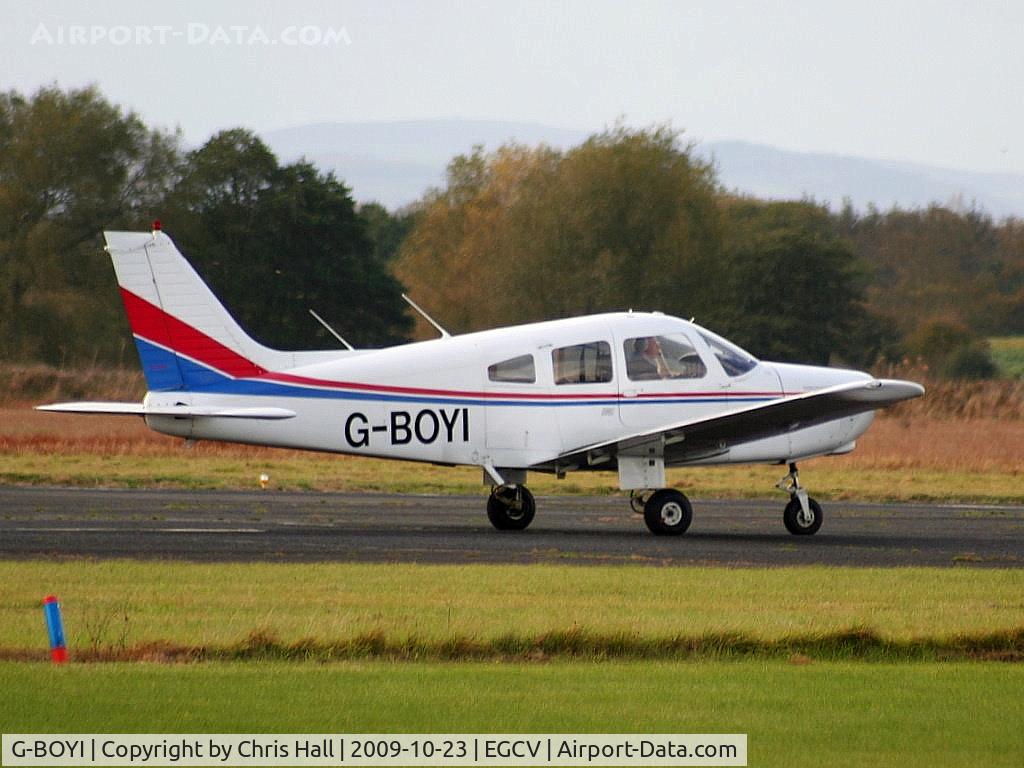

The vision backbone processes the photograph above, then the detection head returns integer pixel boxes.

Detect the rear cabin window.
[488,354,536,383]
[552,341,613,385]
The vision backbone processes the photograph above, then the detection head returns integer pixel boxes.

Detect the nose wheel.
[784,496,823,535]
[777,463,823,535]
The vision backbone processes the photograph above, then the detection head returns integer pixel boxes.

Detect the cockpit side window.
[624,334,708,381]
[552,341,613,385]
[695,328,758,377]
[488,354,536,383]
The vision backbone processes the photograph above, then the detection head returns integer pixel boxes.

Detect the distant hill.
[705,141,1024,219]
[262,120,587,209]
[262,120,1024,218]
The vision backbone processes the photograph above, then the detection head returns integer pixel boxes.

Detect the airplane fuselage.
[41,230,924,535]
[142,311,874,481]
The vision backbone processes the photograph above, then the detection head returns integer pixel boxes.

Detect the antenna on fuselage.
[401,294,451,338]
[308,309,355,350]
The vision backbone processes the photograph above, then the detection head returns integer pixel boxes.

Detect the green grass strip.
[2,660,1022,767]
[2,626,1022,663]
[3,561,1023,652]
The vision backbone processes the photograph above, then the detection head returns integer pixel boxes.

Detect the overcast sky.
[2,0,1023,173]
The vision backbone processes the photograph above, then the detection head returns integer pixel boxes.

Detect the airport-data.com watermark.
[28,22,352,47]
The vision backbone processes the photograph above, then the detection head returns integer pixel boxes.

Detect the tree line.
[397,128,1023,375]
[2,85,1021,377]
[0,85,410,366]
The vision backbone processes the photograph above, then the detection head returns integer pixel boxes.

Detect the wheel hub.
[497,488,525,519]
[661,501,683,526]
[506,502,525,520]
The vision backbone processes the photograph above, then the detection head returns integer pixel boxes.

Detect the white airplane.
[40,226,924,536]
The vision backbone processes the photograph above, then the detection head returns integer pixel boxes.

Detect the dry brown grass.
[4,407,192,452]
[0,363,144,404]
[818,417,1024,473]
[4,409,1021,473]
[0,407,311,461]
[2,362,1020,499]
[887,379,1024,421]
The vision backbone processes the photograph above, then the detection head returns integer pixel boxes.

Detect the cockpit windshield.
[693,325,759,377]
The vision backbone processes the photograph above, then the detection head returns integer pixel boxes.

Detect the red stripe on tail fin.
[119,288,266,378]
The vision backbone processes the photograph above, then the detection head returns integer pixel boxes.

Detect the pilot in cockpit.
[627,336,672,379]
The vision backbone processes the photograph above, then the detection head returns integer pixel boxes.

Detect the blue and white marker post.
[42,594,68,663]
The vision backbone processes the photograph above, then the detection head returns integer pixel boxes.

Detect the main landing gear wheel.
[487,484,536,531]
[783,497,823,535]
[643,489,693,536]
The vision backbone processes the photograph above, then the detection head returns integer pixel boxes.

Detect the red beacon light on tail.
[151,219,162,233]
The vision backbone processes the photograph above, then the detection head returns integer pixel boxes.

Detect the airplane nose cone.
[768,361,872,395]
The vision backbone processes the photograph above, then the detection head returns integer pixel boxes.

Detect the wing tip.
[872,378,926,401]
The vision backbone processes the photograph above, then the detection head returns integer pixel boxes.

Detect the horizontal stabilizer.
[36,402,296,420]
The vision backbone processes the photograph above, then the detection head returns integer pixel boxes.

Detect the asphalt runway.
[0,486,1021,567]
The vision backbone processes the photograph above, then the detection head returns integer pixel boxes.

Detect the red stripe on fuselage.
[263,370,618,399]
[265,370,785,401]
[118,288,788,402]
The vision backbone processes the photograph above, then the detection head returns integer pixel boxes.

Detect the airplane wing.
[543,378,924,471]
[36,402,296,420]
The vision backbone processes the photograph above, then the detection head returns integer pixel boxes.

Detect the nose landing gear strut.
[777,462,823,535]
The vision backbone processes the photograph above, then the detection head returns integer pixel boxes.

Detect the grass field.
[1,661,1022,767]
[2,563,1021,767]
[3,360,1024,502]
[990,336,1024,379]
[2,561,1021,656]
[3,366,1022,766]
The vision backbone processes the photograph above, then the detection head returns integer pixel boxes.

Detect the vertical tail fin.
[105,230,288,391]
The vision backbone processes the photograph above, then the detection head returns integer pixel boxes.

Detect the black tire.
[487,485,536,530]
[643,489,693,536]
[784,496,823,535]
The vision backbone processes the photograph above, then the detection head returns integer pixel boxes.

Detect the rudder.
[104,230,278,391]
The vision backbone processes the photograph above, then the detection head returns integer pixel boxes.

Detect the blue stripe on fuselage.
[133,338,774,408]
